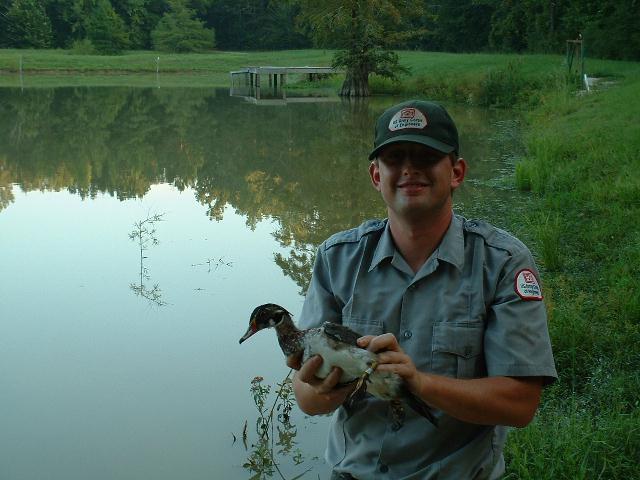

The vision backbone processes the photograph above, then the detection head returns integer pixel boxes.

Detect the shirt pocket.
[431,322,485,379]
[341,314,384,338]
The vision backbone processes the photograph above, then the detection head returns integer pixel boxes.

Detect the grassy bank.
[0,49,335,87]
[503,74,640,478]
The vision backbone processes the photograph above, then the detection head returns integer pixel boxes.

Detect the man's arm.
[359,334,543,428]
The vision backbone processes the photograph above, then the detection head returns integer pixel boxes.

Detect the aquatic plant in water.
[128,212,166,306]
[242,373,310,480]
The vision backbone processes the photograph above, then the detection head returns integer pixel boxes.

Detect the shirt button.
[403,330,413,339]
[380,464,389,473]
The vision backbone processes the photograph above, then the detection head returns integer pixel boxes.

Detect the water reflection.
[0,86,525,479]
[0,87,521,295]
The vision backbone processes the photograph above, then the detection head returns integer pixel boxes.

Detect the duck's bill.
[239,325,256,344]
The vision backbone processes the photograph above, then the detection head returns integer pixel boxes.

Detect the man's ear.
[451,158,467,190]
[369,161,381,191]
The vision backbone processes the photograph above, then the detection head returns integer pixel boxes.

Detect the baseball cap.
[368,100,459,160]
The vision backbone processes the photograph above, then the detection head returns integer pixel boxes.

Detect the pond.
[0,86,524,480]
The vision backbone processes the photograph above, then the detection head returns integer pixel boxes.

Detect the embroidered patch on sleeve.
[514,269,543,301]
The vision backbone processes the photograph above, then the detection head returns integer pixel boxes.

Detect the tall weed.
[535,213,562,271]
[477,61,537,108]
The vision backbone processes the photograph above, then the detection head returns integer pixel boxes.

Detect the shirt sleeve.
[484,248,558,385]
[298,244,341,330]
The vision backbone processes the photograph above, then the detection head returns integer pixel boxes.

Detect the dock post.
[281,74,286,99]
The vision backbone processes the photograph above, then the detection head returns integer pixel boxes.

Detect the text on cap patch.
[388,107,427,131]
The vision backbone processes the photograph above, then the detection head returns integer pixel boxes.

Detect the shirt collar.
[368,214,465,273]
[369,220,396,271]
[436,213,465,271]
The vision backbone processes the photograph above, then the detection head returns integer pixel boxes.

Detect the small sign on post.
[566,34,584,78]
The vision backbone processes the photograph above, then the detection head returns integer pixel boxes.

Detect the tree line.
[0,0,638,61]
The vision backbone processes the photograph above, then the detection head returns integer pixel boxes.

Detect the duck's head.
[239,303,291,344]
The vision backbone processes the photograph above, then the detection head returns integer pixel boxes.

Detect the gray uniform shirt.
[299,214,557,480]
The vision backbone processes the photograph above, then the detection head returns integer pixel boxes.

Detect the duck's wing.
[322,322,362,346]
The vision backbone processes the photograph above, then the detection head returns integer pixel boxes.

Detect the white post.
[156,57,160,88]
[19,55,24,90]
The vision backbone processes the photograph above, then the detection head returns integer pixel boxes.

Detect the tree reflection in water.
[0,86,521,294]
[0,86,524,478]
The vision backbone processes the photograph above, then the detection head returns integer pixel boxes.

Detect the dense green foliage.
[151,0,214,52]
[207,0,308,50]
[4,0,53,48]
[84,0,131,54]
[0,0,638,60]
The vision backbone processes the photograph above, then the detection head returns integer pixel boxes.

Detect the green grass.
[503,63,640,478]
[0,48,336,72]
[505,402,640,480]
[0,48,336,87]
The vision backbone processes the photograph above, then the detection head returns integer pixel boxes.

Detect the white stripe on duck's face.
[251,303,290,329]
[240,303,293,345]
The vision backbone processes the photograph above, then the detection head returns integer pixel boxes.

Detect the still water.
[0,87,523,480]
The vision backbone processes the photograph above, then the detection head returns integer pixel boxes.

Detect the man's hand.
[357,333,423,394]
[290,355,356,415]
[359,333,544,427]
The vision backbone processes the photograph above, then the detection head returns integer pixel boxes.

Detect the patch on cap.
[388,107,427,131]
[514,269,543,301]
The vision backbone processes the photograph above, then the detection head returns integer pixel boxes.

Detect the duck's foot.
[390,400,406,430]
[344,361,378,409]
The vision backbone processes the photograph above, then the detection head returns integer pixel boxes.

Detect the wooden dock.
[232,95,341,106]
[230,66,338,90]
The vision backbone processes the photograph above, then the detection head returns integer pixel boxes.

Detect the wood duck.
[239,303,436,427]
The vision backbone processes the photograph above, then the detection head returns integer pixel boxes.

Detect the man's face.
[369,142,466,222]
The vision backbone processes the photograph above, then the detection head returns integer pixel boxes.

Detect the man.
[288,100,557,479]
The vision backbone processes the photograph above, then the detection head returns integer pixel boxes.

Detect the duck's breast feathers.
[322,322,362,346]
